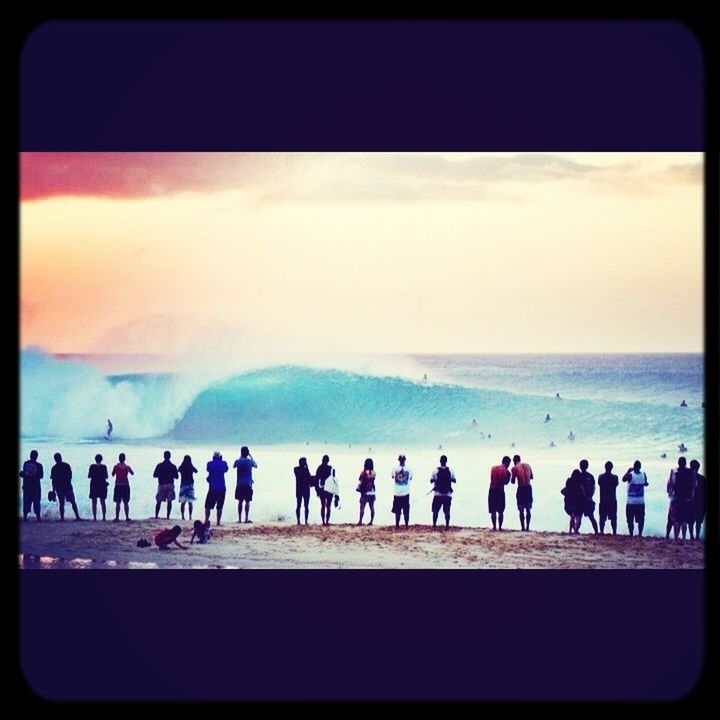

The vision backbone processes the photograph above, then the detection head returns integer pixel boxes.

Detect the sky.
[20,152,703,357]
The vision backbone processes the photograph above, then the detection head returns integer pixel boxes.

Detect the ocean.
[19,349,705,538]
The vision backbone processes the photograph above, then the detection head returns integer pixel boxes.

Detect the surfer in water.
[106,419,113,440]
[680,400,688,407]
[544,414,551,423]
[678,443,688,453]
[556,393,561,400]
[568,430,576,442]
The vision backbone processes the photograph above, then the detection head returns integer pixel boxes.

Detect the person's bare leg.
[114,501,120,522]
[188,502,193,521]
[155,500,161,519]
[59,498,66,521]
[180,502,185,520]
[123,500,130,521]
[92,498,98,521]
[296,497,302,524]
[166,500,172,520]
[369,501,375,526]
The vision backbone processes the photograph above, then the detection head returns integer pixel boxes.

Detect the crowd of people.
[19,448,706,540]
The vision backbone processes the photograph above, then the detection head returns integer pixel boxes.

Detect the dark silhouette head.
[183,454,191,463]
[54,452,62,462]
[193,520,203,532]
[299,457,308,468]
[440,455,448,466]
[171,525,182,537]
[241,446,250,458]
[677,457,687,468]
[501,456,511,467]
[690,459,700,471]
[571,469,582,481]
[605,461,613,471]
[364,458,374,471]
[579,459,589,471]
[95,454,103,463]
[398,454,406,464]
[119,452,126,462]
[164,451,171,460]
[513,455,521,463]
[213,451,222,460]
[633,460,642,471]
[322,454,329,464]
[30,450,38,461]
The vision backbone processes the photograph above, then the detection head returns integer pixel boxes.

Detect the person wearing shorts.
[430,455,456,529]
[690,459,705,540]
[357,458,377,526]
[20,450,44,522]
[205,451,229,526]
[315,455,335,526]
[178,455,198,521]
[111,452,134,522]
[51,452,81,521]
[597,461,619,535]
[671,457,695,540]
[622,460,648,536]
[488,456,511,530]
[391,454,412,528]
[88,453,109,521]
[510,455,534,531]
[233,446,258,523]
[153,450,179,520]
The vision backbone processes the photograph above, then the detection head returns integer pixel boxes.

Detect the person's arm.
[510,468,516,484]
[251,458,258,469]
[129,466,134,476]
[191,465,197,474]
[174,539,188,549]
[644,472,649,486]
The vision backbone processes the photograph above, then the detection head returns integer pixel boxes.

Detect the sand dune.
[19,519,703,569]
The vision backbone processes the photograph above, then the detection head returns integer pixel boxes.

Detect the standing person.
[233,446,258,523]
[178,455,198,521]
[88,453,109,521]
[665,464,679,539]
[622,460,649,537]
[562,469,586,534]
[294,457,312,525]
[597,461,619,535]
[488,456,511,531]
[19,450,44,522]
[391,454,412,528]
[357,458,377,526]
[430,455,456,529]
[111,452,134,522]
[106,419,113,439]
[578,459,599,534]
[153,450,179,520]
[205,451,228,526]
[50,452,81,521]
[689,459,705,540]
[510,455,534,531]
[315,455,336,526]
[671,457,695,540]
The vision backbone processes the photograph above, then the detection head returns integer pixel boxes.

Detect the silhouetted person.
[510,455,534,531]
[562,469,585,534]
[357,458,376,526]
[556,393,561,399]
[315,455,335,525]
[294,457,312,525]
[430,455,456,529]
[154,450,178,519]
[690,459,705,540]
[51,452,81,521]
[178,455,198,521]
[666,463,678,539]
[233,446,257,523]
[680,400,687,407]
[111,452,134,522]
[568,430,576,442]
[20,450,43,521]
[106,418,113,439]
[205,451,228,526]
[190,519,212,544]
[154,525,187,550]
[678,443,688,453]
[391,454,412,528]
[488,456,511,530]
[577,459,599,533]
[597,461,619,534]
[671,457,694,540]
[88,453,109,521]
[544,414,551,423]
[622,460,648,536]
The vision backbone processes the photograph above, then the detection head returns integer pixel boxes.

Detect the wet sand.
[18,518,704,569]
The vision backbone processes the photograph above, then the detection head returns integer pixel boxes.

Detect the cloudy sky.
[20,152,703,356]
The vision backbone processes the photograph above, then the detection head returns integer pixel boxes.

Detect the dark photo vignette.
[14,13,716,706]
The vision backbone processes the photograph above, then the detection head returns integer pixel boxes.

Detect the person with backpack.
[430,455,456,529]
[20,450,44,522]
[391,454,413,528]
[357,458,376,526]
[622,460,649,536]
[510,454,534,531]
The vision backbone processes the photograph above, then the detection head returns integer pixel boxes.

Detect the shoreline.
[19,519,704,569]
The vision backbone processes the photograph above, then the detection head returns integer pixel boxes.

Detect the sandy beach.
[18,519,704,569]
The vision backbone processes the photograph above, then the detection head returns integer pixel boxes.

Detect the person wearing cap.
[391,454,413,528]
[233,446,258,523]
[205,451,229,526]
